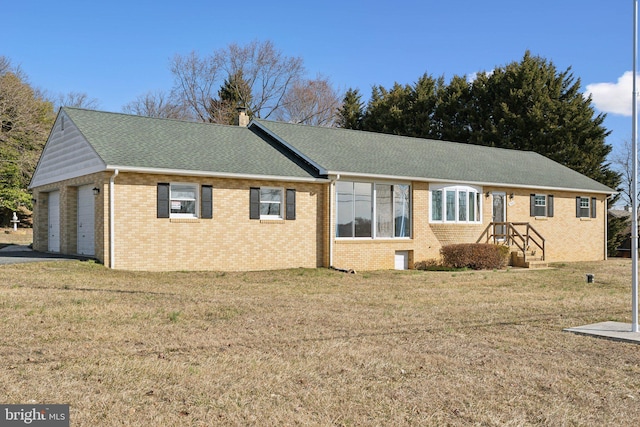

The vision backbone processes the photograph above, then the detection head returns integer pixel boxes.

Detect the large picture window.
[336,181,410,238]
[430,185,481,224]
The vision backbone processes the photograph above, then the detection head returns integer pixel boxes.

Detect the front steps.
[510,251,548,269]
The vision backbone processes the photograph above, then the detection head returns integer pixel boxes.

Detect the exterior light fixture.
[92,187,100,196]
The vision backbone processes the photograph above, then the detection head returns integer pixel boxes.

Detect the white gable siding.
[30,112,106,188]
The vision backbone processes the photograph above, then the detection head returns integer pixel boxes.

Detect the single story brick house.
[29,107,615,271]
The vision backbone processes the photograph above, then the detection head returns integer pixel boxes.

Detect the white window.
[576,196,595,218]
[170,183,197,218]
[260,187,283,219]
[530,194,554,217]
[430,184,482,224]
[336,181,411,238]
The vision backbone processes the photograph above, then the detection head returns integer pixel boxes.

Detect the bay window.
[431,185,482,224]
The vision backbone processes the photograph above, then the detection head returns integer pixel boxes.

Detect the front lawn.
[0,260,637,425]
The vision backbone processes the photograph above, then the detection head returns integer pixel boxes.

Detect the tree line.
[337,51,619,191]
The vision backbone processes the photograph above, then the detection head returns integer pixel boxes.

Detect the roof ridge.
[62,107,249,130]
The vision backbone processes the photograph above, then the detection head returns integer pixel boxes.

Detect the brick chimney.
[236,107,249,127]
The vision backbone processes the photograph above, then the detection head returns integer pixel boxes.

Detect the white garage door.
[77,185,95,256]
[48,191,60,252]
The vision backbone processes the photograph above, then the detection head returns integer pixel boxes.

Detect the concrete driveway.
[0,245,89,265]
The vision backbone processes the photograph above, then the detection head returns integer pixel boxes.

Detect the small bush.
[440,243,510,270]
[414,259,466,272]
[414,259,440,270]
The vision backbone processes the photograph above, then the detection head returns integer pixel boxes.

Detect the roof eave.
[106,165,329,183]
[327,171,615,195]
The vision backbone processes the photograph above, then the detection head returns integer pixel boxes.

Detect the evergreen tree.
[336,88,364,129]
[465,51,618,189]
[432,74,473,143]
[358,51,619,189]
[208,70,253,125]
[362,74,443,138]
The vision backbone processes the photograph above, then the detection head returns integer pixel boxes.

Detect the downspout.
[109,169,119,268]
[605,193,615,261]
[329,174,340,268]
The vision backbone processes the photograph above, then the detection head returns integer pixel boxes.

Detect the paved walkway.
[564,321,640,345]
[0,245,87,265]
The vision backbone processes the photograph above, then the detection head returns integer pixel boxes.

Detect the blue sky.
[4,0,636,156]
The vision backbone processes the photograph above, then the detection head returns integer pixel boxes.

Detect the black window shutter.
[547,195,554,217]
[157,183,170,218]
[286,189,296,220]
[530,194,535,217]
[591,197,597,218]
[201,185,213,219]
[576,196,581,218]
[250,187,260,219]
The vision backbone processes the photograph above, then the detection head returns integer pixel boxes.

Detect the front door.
[492,192,506,240]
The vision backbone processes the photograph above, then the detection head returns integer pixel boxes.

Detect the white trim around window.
[335,181,411,239]
[259,187,284,220]
[170,182,198,218]
[429,184,482,224]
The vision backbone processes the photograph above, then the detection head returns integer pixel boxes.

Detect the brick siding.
[31,174,607,271]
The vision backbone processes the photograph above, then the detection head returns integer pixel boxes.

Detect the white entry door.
[48,191,60,252]
[77,185,95,256]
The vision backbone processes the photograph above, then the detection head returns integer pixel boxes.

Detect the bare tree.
[0,56,12,75]
[169,51,220,122]
[274,75,342,126]
[56,91,100,110]
[611,139,637,209]
[122,91,191,120]
[0,56,26,80]
[170,40,304,123]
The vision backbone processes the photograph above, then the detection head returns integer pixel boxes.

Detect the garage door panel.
[77,185,95,256]
[48,191,60,252]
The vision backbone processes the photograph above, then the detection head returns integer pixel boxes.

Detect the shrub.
[440,243,510,270]
[414,259,440,270]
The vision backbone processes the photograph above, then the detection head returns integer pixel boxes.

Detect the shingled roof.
[32,108,615,194]
[59,108,317,179]
[253,120,615,194]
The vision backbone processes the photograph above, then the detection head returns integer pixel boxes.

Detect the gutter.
[109,169,119,268]
[105,165,328,183]
[326,171,616,195]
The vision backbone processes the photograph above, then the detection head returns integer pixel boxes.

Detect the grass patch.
[0,260,638,425]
